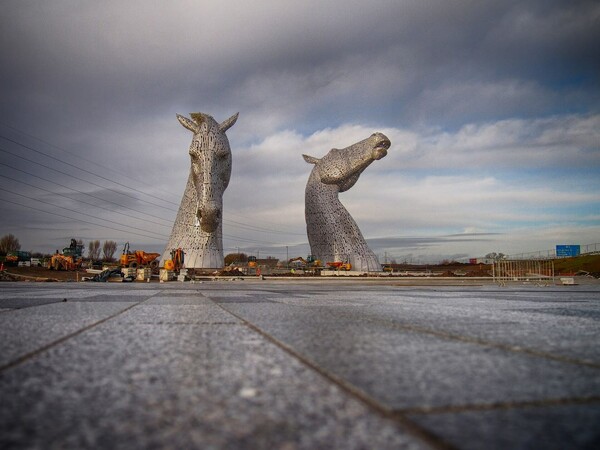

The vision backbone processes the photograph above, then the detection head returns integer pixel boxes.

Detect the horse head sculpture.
[161,112,238,269]
[177,112,238,233]
[303,132,390,272]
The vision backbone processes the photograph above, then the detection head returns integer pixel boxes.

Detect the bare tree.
[88,240,101,261]
[0,234,21,255]
[102,240,118,262]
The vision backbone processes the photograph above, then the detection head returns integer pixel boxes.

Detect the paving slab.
[408,403,600,450]
[0,301,141,368]
[215,301,600,410]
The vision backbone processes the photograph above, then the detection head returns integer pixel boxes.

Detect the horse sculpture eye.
[189,140,200,155]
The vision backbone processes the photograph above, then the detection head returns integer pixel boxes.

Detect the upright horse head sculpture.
[161,112,238,269]
[304,132,390,272]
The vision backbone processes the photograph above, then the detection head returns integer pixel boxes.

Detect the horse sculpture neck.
[304,133,390,272]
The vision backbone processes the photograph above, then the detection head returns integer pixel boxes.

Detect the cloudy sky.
[1,0,598,263]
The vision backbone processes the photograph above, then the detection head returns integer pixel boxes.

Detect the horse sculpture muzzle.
[197,200,221,233]
[372,133,391,160]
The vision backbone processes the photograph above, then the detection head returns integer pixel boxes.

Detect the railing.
[492,260,555,284]
[506,243,599,260]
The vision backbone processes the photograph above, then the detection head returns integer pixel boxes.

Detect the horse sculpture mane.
[161,111,238,269]
[304,132,390,272]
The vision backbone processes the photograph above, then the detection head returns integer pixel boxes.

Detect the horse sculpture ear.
[218,112,239,133]
[303,154,320,165]
[177,114,199,133]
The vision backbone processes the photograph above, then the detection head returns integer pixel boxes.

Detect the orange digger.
[163,248,184,272]
[49,239,84,271]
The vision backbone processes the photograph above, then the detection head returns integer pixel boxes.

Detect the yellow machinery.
[326,261,352,271]
[163,248,184,272]
[288,256,323,268]
[49,239,83,271]
[119,242,160,269]
[288,256,308,267]
[49,253,82,271]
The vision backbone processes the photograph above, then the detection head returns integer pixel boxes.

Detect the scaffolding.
[492,259,555,284]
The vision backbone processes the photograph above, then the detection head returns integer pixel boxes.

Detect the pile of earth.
[1,266,83,282]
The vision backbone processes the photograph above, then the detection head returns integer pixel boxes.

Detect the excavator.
[49,239,84,271]
[163,248,184,272]
[119,242,160,269]
[288,256,309,267]
[288,255,323,272]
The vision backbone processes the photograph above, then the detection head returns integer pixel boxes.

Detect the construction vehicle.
[288,256,309,267]
[49,239,83,271]
[326,261,352,271]
[288,255,323,269]
[5,250,32,266]
[163,248,184,272]
[119,242,160,269]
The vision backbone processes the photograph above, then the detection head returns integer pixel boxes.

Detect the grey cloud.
[1,1,598,257]
[3,1,597,136]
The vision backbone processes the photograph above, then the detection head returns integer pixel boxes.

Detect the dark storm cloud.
[2,1,598,137]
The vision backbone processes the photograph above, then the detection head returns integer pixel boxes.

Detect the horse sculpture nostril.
[373,148,387,160]
[377,139,391,150]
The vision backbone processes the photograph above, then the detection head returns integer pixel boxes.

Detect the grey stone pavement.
[0,279,599,449]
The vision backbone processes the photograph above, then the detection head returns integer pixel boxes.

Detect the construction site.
[3,243,599,286]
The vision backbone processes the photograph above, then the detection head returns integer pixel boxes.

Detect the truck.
[119,242,160,269]
[5,250,32,266]
[326,261,352,271]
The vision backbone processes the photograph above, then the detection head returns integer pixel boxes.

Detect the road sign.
[556,245,580,257]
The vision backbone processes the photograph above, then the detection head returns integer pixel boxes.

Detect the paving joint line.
[388,322,600,369]
[213,300,458,450]
[396,395,600,415]
[0,291,162,373]
[0,299,74,313]
[304,303,600,369]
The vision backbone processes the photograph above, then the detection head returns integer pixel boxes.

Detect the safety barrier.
[492,259,555,284]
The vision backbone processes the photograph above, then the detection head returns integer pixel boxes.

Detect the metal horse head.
[302,132,391,272]
[176,112,238,233]
[303,132,390,192]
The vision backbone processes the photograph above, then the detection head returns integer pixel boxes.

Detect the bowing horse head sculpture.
[303,132,391,272]
[161,112,238,269]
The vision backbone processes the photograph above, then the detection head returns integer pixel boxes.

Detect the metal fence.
[492,259,555,284]
[506,243,599,260]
